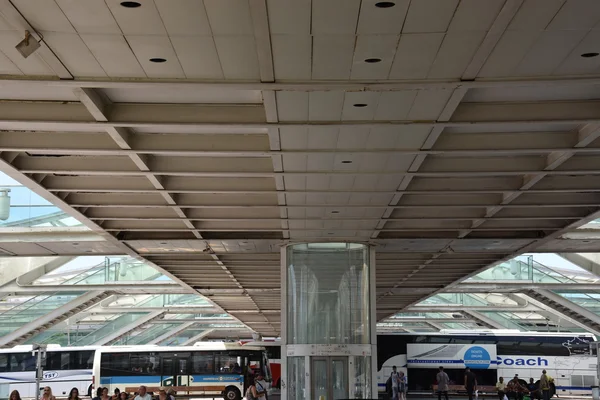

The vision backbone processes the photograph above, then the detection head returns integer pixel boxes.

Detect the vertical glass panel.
[288,357,305,400]
[312,359,328,400]
[352,356,371,399]
[287,243,370,344]
[331,359,347,400]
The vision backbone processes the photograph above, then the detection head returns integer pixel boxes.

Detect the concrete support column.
[281,243,377,400]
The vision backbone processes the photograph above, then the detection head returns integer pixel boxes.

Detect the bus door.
[161,353,190,387]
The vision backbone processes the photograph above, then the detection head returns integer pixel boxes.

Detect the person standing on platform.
[390,365,401,400]
[527,378,539,400]
[436,366,450,400]
[254,372,268,400]
[399,371,408,400]
[134,386,152,400]
[41,387,56,400]
[496,377,507,400]
[540,370,554,400]
[465,367,478,400]
[507,375,527,400]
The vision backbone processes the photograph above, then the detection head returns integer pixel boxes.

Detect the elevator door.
[311,357,348,400]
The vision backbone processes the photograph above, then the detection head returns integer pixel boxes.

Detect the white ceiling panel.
[546,0,600,31]
[213,36,260,79]
[402,0,459,33]
[336,127,371,149]
[12,0,75,33]
[154,0,212,36]
[279,127,308,149]
[390,33,445,79]
[351,35,399,80]
[514,30,588,76]
[0,31,54,75]
[366,126,429,149]
[267,0,310,34]
[507,0,564,31]
[307,154,335,171]
[357,0,410,35]
[81,34,146,77]
[204,0,253,35]
[312,0,361,34]
[428,31,486,79]
[271,35,312,80]
[56,0,120,34]
[553,30,600,75]
[171,36,223,79]
[126,35,185,78]
[0,14,15,31]
[312,35,355,79]
[341,92,381,120]
[42,32,107,77]
[375,91,418,121]
[447,0,504,32]
[478,30,541,78]
[309,91,344,121]
[308,127,340,149]
[276,92,308,121]
[408,89,453,120]
[105,0,166,35]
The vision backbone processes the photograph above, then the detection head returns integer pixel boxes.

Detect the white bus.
[0,345,97,399]
[377,331,597,396]
[93,343,270,400]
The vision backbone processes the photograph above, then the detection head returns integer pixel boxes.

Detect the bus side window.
[0,354,8,372]
[215,353,238,374]
[10,353,36,372]
[191,353,214,375]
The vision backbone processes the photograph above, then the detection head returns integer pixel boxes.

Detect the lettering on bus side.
[496,357,549,367]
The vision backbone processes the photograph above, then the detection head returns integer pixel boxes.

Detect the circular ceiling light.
[581,52,599,58]
[120,1,141,8]
[149,57,167,63]
[375,2,396,8]
[353,103,368,108]
[364,58,382,63]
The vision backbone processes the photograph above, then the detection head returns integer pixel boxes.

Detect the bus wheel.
[223,387,241,400]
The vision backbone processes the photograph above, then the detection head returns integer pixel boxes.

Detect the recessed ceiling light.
[581,52,599,58]
[364,58,382,63]
[341,160,353,164]
[375,2,396,8]
[328,232,334,235]
[160,242,168,245]
[73,242,79,246]
[149,57,167,63]
[353,103,368,108]
[120,1,141,8]
[331,211,340,214]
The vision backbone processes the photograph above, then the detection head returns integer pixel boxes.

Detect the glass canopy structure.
[379,253,600,334]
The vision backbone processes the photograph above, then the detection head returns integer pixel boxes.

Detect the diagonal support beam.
[99,311,166,346]
[461,310,505,329]
[182,329,215,345]
[147,321,197,345]
[0,291,110,347]
[523,292,600,336]
[459,123,600,238]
